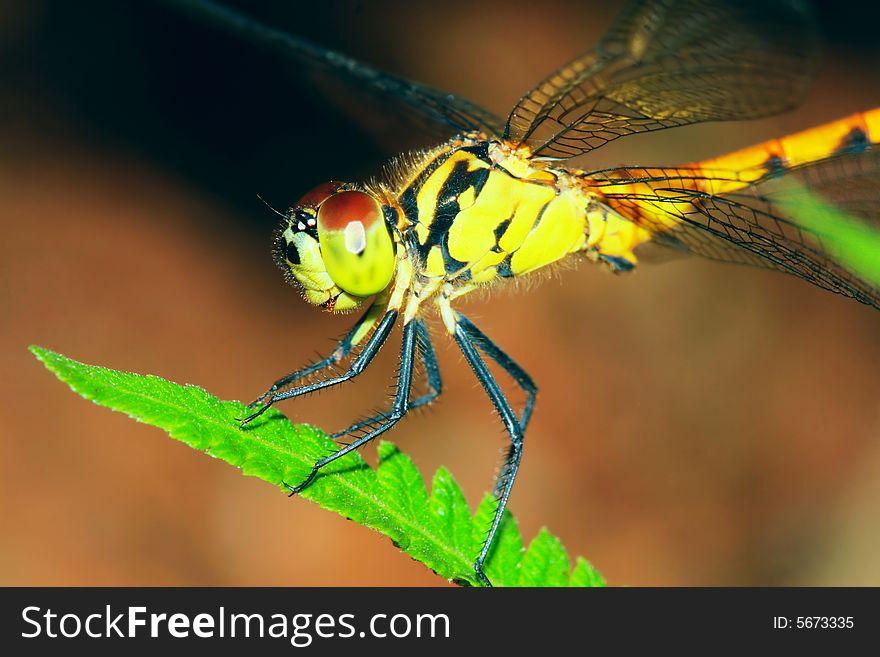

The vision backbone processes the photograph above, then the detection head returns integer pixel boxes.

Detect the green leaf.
[429,467,475,559]
[774,180,880,287]
[518,528,570,587]
[31,345,605,587]
[570,557,607,587]
[474,495,524,587]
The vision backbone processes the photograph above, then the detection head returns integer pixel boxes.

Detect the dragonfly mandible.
[168,0,880,586]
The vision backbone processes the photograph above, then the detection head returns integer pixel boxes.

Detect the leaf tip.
[29,344,49,360]
[29,344,65,375]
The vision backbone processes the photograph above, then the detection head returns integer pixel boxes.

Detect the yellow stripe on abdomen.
[584,107,880,267]
[691,108,880,195]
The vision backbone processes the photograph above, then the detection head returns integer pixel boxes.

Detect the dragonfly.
[168,0,880,586]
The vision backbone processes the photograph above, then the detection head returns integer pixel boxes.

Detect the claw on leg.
[474,560,493,587]
[238,403,272,426]
[283,468,318,496]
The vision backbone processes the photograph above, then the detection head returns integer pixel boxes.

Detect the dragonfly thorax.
[392,138,591,289]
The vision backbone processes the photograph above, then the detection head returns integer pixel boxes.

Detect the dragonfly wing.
[593,148,880,309]
[504,0,818,160]
[166,0,505,140]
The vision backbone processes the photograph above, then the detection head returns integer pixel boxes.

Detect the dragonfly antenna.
[256,194,287,219]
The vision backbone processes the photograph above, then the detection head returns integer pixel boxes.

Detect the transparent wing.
[505,0,819,159]
[165,0,506,139]
[590,148,880,309]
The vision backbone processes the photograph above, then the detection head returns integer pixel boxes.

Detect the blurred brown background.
[2,0,879,587]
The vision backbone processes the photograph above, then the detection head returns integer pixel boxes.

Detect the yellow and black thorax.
[392,138,591,287]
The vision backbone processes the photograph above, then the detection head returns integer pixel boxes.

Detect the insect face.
[274,183,397,312]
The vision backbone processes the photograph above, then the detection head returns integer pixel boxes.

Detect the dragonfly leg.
[457,314,536,497]
[285,317,420,493]
[454,313,528,588]
[332,319,442,439]
[240,309,397,425]
[456,314,536,430]
[248,302,384,408]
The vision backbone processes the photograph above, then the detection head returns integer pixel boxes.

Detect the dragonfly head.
[274,182,397,313]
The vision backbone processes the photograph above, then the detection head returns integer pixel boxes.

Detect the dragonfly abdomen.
[689,108,880,195]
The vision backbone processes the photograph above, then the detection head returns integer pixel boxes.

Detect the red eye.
[296,181,342,208]
[317,190,381,231]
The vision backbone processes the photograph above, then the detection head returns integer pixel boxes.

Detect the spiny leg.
[331,319,442,439]
[457,315,536,497]
[454,313,527,588]
[249,302,384,408]
[241,309,397,425]
[285,317,420,493]
[456,314,536,429]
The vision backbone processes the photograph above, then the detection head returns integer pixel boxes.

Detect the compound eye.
[296,181,342,208]
[316,190,395,297]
